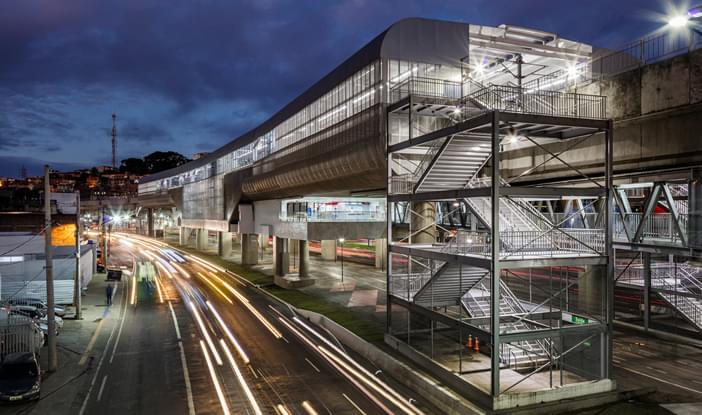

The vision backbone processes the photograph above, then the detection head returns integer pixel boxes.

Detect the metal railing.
[440,229,603,259]
[389,272,432,300]
[468,84,606,119]
[613,213,688,244]
[389,76,463,104]
[280,210,385,223]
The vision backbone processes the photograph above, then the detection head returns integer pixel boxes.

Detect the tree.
[120,157,147,175]
[143,151,190,174]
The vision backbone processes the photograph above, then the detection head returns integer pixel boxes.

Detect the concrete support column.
[218,231,233,258]
[410,202,436,244]
[299,240,310,278]
[147,208,154,238]
[643,252,651,331]
[374,238,387,270]
[196,229,208,251]
[241,233,259,265]
[179,227,185,245]
[273,236,289,277]
[321,240,337,261]
[578,265,604,317]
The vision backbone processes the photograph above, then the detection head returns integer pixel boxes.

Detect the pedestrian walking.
[106,283,114,306]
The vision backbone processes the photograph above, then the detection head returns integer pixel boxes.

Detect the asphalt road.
[79,234,431,415]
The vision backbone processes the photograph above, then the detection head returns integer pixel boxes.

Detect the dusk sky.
[0,0,685,177]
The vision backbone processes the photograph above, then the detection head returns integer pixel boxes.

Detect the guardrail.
[613,213,688,244]
[469,84,606,119]
[389,77,462,104]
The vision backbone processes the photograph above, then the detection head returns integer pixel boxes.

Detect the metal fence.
[389,77,462,104]
[0,314,42,359]
[613,213,688,244]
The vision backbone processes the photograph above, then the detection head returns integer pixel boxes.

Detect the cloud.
[0,0,668,176]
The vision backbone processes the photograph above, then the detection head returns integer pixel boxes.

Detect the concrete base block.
[274,275,316,289]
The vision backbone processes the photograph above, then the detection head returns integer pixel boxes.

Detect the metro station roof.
[142,17,592,184]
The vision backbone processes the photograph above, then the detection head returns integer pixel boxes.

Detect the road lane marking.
[96,376,108,401]
[168,300,195,415]
[305,358,320,373]
[178,340,195,415]
[343,393,367,415]
[78,279,128,415]
[168,301,182,340]
[109,281,129,364]
[618,365,702,396]
[79,319,105,366]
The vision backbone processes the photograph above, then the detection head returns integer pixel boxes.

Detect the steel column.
[490,111,501,396]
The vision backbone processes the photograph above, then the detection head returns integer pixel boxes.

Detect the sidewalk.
[0,273,126,415]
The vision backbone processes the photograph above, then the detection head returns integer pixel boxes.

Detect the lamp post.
[338,237,345,283]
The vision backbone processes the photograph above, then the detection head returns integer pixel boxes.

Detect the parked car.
[0,353,40,402]
[9,306,62,331]
[8,298,65,318]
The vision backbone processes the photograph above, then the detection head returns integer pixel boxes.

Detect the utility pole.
[44,165,58,372]
[111,113,117,170]
[74,191,82,320]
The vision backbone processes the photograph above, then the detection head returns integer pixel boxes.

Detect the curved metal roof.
[141,17,478,183]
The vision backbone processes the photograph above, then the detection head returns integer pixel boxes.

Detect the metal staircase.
[413,263,487,307]
[619,263,702,331]
[461,277,552,371]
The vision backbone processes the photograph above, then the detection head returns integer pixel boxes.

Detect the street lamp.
[338,237,345,283]
[668,14,689,28]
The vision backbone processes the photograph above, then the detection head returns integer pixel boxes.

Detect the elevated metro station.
[135,17,702,411]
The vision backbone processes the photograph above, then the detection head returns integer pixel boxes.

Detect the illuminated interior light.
[200,340,231,415]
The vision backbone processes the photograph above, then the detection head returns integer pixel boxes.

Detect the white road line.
[169,300,195,415]
[342,393,367,415]
[96,376,108,401]
[168,301,182,340]
[305,358,320,373]
[78,278,128,415]
[178,341,196,415]
[618,366,702,396]
[109,281,129,364]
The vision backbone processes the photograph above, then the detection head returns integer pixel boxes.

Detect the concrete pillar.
[273,236,289,277]
[578,265,604,317]
[321,240,337,261]
[374,238,387,270]
[299,240,310,278]
[410,202,436,244]
[196,229,208,251]
[241,234,259,265]
[179,227,185,245]
[147,208,154,238]
[218,231,232,258]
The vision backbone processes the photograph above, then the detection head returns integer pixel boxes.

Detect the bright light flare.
[669,15,689,27]
[207,301,249,364]
[170,261,191,278]
[197,272,233,304]
[219,339,262,415]
[130,275,137,306]
[302,401,318,415]
[190,303,223,365]
[154,275,165,303]
[200,340,230,415]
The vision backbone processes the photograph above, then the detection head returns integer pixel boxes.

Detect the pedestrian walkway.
[0,272,128,415]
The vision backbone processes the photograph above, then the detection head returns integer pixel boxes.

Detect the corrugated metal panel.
[2,280,75,305]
